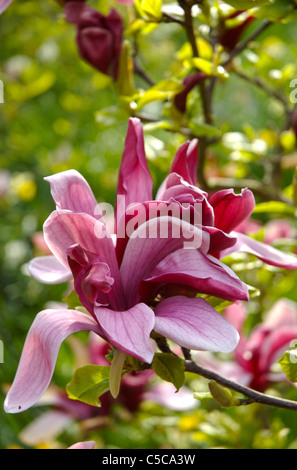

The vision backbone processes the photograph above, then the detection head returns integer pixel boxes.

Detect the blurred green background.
[1,0,297,449]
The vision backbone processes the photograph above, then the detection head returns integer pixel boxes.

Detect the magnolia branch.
[184,360,297,412]
[223,20,272,68]
[155,338,297,412]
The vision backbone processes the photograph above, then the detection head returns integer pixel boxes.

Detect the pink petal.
[120,216,210,307]
[43,210,125,308]
[0,0,13,14]
[154,296,240,353]
[19,410,74,447]
[169,140,198,185]
[68,441,96,449]
[4,309,102,413]
[220,231,297,269]
[28,256,72,284]
[209,188,255,233]
[223,302,247,335]
[44,170,100,218]
[140,248,249,303]
[94,303,155,363]
[258,327,297,373]
[264,298,297,329]
[116,118,153,224]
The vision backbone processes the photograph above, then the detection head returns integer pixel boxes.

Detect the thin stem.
[184,360,297,412]
[178,0,212,125]
[223,20,272,67]
[234,68,292,118]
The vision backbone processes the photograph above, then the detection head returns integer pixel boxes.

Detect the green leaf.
[62,290,82,310]
[152,353,185,391]
[66,365,111,407]
[253,201,297,217]
[223,0,271,9]
[135,0,163,21]
[279,345,297,382]
[135,78,183,110]
[253,0,295,21]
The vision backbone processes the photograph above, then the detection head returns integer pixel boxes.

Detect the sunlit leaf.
[152,353,185,391]
[66,365,111,407]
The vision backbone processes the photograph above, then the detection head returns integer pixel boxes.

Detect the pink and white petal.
[258,327,297,373]
[223,302,247,335]
[140,248,249,303]
[154,296,240,353]
[0,0,13,14]
[94,303,155,363]
[44,170,100,218]
[4,309,102,414]
[116,118,153,224]
[144,382,197,411]
[120,216,210,307]
[68,441,96,449]
[43,211,123,296]
[263,298,297,329]
[28,256,72,284]
[19,410,74,447]
[209,188,255,234]
[220,231,297,269]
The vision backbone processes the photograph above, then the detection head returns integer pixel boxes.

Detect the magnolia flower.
[65,2,123,79]
[199,299,297,392]
[0,0,13,14]
[5,118,297,414]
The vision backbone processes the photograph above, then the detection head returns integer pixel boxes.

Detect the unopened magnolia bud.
[174,72,208,114]
[208,381,240,408]
[219,11,254,52]
[65,2,123,80]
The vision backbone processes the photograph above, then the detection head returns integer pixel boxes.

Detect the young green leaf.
[223,0,271,9]
[66,365,111,407]
[152,353,185,391]
[279,346,297,382]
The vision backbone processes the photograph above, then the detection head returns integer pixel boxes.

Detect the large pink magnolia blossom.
[5,118,297,414]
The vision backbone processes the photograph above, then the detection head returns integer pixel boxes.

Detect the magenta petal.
[44,211,125,309]
[120,216,210,307]
[44,170,100,218]
[258,327,297,373]
[220,231,297,269]
[116,118,153,223]
[170,140,198,185]
[209,188,255,233]
[28,256,72,284]
[264,299,297,329]
[154,296,240,353]
[94,303,155,363]
[140,248,249,303]
[4,309,102,413]
[68,441,96,450]
[0,0,13,14]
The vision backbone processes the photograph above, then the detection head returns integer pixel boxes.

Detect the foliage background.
[1,0,297,449]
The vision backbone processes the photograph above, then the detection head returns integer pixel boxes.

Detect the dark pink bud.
[65,2,123,79]
[174,72,207,114]
[219,11,254,52]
